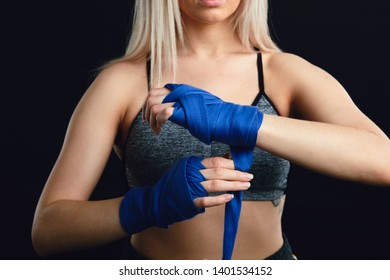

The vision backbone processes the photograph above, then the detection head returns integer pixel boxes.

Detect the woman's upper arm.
[37,61,147,208]
[274,53,387,138]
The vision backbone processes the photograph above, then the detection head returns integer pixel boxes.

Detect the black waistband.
[264,233,295,260]
[121,233,295,260]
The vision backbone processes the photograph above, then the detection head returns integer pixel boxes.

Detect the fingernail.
[242,182,251,188]
[246,173,254,180]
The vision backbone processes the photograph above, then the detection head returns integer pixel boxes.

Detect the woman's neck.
[179,17,247,59]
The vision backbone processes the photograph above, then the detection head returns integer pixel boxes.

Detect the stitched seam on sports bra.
[261,93,281,116]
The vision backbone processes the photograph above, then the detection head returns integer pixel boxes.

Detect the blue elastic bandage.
[119,156,208,235]
[163,84,264,260]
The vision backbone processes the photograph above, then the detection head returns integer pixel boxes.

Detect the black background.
[1,0,389,259]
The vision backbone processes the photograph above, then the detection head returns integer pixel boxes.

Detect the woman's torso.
[118,52,292,259]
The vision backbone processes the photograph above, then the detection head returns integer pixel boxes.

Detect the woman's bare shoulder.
[259,52,315,116]
[92,59,148,98]
[262,51,329,97]
[79,59,148,120]
[262,51,316,75]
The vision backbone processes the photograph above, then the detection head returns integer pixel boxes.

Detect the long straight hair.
[108,0,280,87]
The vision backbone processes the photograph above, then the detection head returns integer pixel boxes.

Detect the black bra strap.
[251,53,265,106]
[257,52,265,93]
[146,59,151,89]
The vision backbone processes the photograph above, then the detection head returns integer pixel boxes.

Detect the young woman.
[32,0,390,260]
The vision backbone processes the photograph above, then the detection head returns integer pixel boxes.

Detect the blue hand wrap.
[163,83,263,171]
[163,84,264,260]
[119,156,208,234]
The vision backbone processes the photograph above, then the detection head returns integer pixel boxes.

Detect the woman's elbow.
[368,153,390,186]
[378,146,390,186]
[31,207,60,257]
[378,166,390,186]
[31,221,51,257]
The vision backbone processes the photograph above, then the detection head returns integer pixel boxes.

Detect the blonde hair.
[109,0,280,87]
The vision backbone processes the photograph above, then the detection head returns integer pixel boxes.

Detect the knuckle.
[146,96,154,105]
[151,105,159,115]
[209,180,220,190]
[212,168,224,177]
[162,107,171,118]
[210,157,222,167]
[198,197,207,208]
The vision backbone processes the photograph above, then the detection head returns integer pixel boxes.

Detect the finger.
[142,102,146,121]
[149,103,163,132]
[141,94,151,121]
[144,95,157,125]
[201,179,250,193]
[142,87,170,121]
[156,106,174,129]
[142,95,157,121]
[193,193,234,208]
[200,167,253,182]
[201,157,235,170]
[149,103,174,132]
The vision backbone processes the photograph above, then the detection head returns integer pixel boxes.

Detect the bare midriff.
[131,200,284,260]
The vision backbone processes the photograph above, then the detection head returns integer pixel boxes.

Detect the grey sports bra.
[124,53,290,202]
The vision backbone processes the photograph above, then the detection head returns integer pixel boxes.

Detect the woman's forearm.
[257,114,390,186]
[32,197,127,256]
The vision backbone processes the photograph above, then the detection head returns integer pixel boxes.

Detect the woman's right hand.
[120,155,253,234]
[195,156,253,208]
